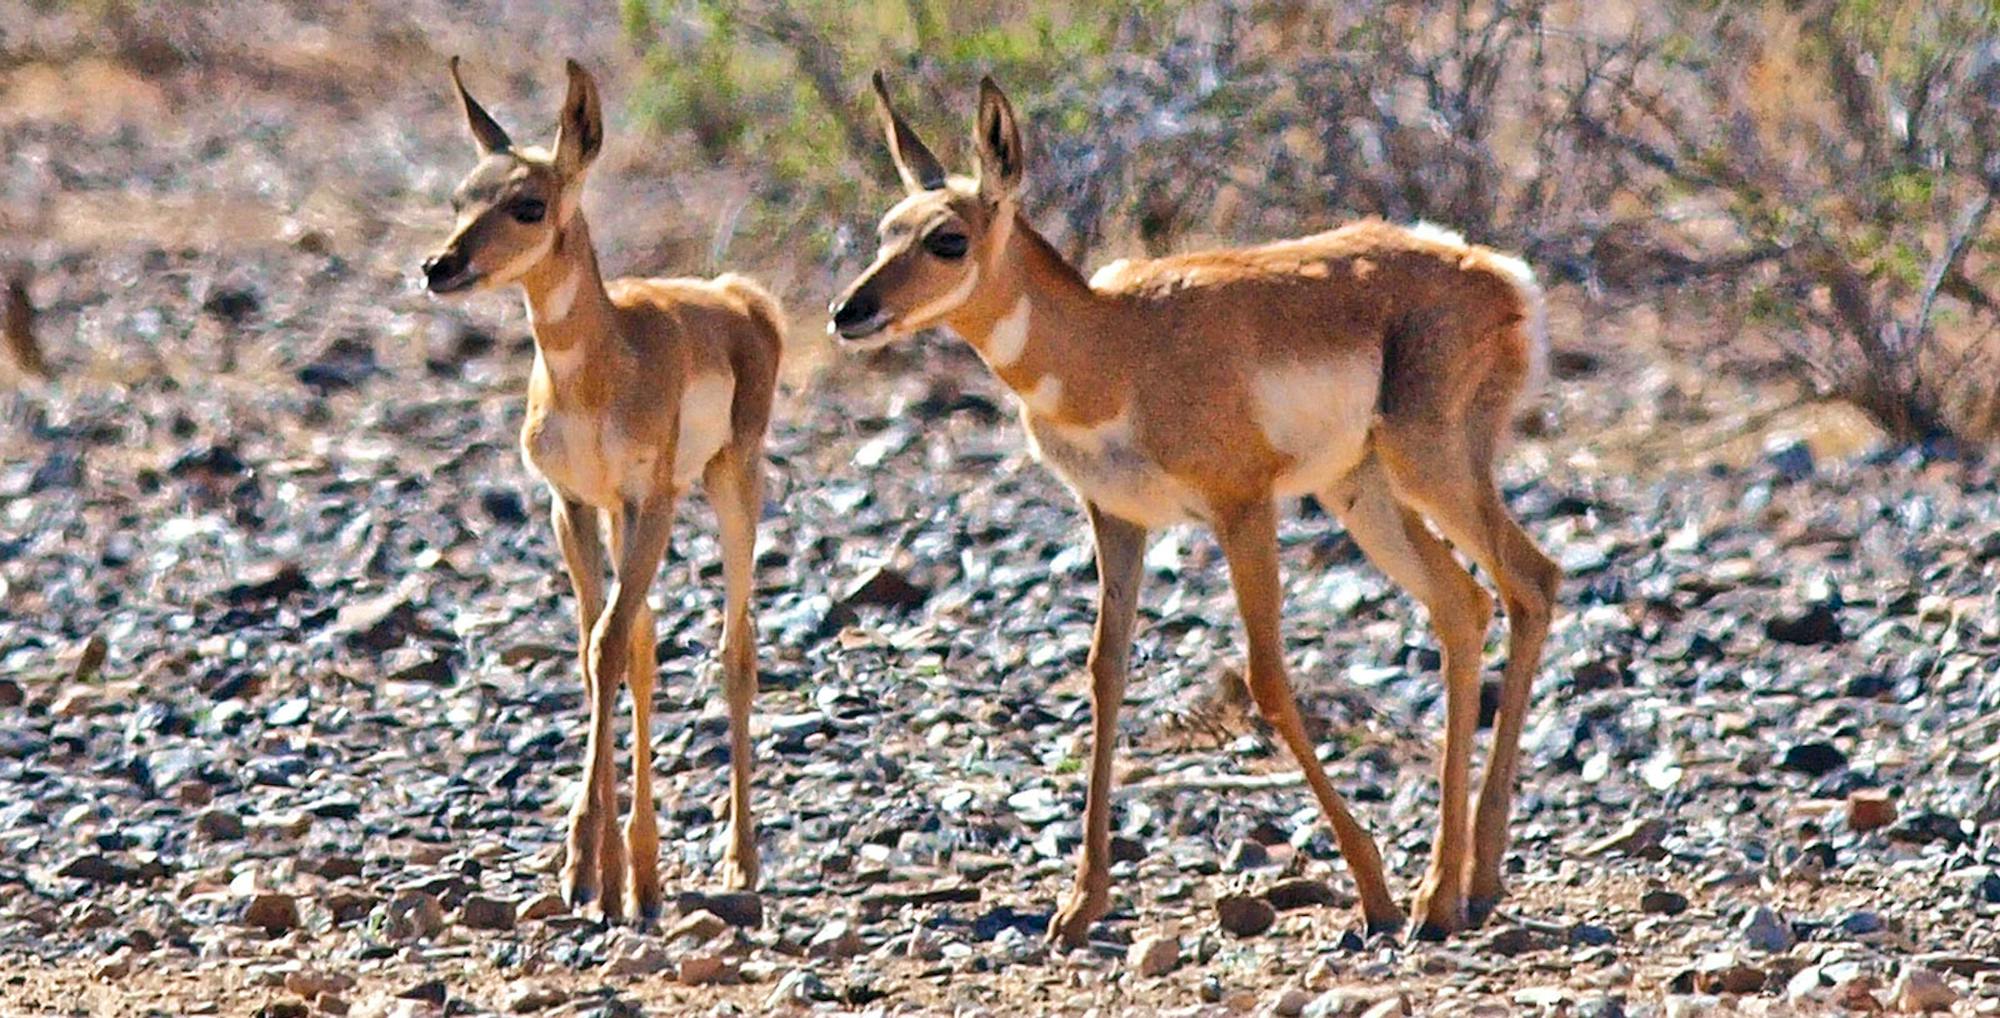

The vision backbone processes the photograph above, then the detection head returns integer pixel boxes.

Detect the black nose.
[830,292,880,332]
[423,252,464,290]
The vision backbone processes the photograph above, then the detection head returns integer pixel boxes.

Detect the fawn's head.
[421,58,604,296]
[828,72,1026,346]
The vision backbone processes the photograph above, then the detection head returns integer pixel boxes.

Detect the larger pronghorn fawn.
[421,59,782,922]
[831,74,1560,945]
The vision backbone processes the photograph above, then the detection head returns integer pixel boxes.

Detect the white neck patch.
[983,296,1032,367]
[1019,372,1063,416]
[532,263,584,325]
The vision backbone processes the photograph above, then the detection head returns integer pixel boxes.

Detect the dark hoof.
[1411,920,1453,943]
[565,884,596,908]
[1363,914,1404,939]
[1465,896,1501,927]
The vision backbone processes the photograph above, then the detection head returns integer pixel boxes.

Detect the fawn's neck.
[519,214,615,364]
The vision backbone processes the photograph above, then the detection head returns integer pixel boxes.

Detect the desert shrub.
[1567,0,2000,443]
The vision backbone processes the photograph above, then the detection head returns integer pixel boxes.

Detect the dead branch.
[3,271,45,379]
[1913,184,2000,351]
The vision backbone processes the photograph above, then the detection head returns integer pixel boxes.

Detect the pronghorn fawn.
[831,74,1559,945]
[421,59,783,922]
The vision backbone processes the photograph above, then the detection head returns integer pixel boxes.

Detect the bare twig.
[1912,185,2000,351]
[3,271,45,379]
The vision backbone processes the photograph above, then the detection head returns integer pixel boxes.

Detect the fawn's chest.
[519,355,733,507]
[1021,407,1206,529]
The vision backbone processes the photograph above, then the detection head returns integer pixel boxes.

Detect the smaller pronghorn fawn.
[832,74,1560,945]
[421,59,783,922]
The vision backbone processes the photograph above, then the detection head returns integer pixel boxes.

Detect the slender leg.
[1048,503,1147,949]
[704,448,764,891]
[551,495,611,913]
[1325,461,1493,939]
[587,500,675,924]
[622,523,664,923]
[1375,436,1558,923]
[1212,497,1403,933]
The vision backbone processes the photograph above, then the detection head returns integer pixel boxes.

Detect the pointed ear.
[449,56,512,155]
[553,59,605,177]
[872,70,946,192]
[974,76,1025,204]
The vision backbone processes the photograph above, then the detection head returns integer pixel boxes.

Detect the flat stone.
[1271,988,1314,1017]
[1215,894,1277,937]
[1264,877,1341,911]
[675,890,762,928]
[194,808,245,841]
[1586,817,1668,858]
[241,893,300,933]
[458,894,515,931]
[1695,951,1767,994]
[1741,905,1796,953]
[678,953,733,986]
[516,892,565,923]
[1894,967,1958,1012]
[666,908,729,943]
[1126,934,1179,978]
[601,933,672,977]
[505,985,567,1013]
[1640,888,1689,915]
[1847,789,1897,832]
[807,918,864,959]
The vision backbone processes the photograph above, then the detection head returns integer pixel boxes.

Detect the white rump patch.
[1408,221,1468,248]
[1088,258,1132,289]
[983,296,1033,367]
[1479,250,1549,395]
[674,372,735,488]
[1250,355,1382,497]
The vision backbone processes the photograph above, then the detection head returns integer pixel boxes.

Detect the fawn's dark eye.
[511,199,547,224]
[923,229,969,259]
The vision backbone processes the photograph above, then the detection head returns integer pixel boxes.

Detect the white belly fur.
[1251,353,1380,497]
[673,371,735,489]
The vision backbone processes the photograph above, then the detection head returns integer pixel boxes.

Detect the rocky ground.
[4,4,2000,1017]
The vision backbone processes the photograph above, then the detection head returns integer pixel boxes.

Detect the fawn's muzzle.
[829,292,891,340]
[422,251,476,294]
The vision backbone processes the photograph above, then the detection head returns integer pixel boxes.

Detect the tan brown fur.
[832,75,1559,946]
[423,58,781,923]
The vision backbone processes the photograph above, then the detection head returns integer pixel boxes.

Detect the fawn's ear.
[450,56,512,155]
[872,70,946,192]
[553,59,605,177]
[973,76,1024,204]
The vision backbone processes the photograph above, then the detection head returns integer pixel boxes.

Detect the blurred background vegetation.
[617,0,2000,446]
[5,0,1998,448]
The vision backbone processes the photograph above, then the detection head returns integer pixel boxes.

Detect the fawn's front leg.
[552,495,611,914]
[1049,503,1146,949]
[602,499,676,924]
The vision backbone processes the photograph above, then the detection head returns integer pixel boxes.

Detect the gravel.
[2,2,1999,1015]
